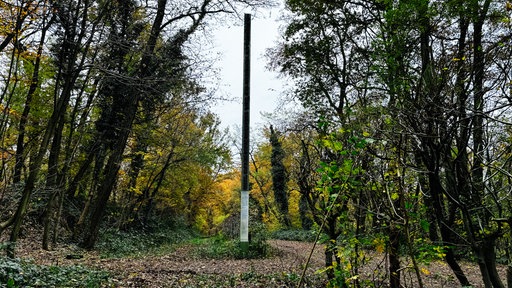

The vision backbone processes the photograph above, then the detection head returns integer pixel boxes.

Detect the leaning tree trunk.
[42,0,100,248]
[481,238,504,288]
[7,75,71,256]
[80,0,168,249]
[80,118,135,248]
[7,0,87,250]
[428,170,471,286]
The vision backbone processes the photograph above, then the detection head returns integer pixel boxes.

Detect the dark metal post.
[240,13,251,252]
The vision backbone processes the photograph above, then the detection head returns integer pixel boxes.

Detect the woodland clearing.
[8,232,509,288]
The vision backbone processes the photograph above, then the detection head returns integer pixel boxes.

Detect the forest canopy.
[0,0,271,251]
[1,0,512,287]
[264,0,512,286]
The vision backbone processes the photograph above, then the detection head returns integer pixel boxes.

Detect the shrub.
[0,257,111,287]
[194,222,271,259]
[97,226,196,258]
[240,222,270,259]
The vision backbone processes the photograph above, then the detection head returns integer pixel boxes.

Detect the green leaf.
[420,219,430,233]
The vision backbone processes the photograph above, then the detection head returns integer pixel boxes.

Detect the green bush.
[97,226,196,258]
[194,223,271,259]
[0,257,111,287]
[192,235,238,259]
[240,222,270,259]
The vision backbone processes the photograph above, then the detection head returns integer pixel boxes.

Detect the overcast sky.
[210,7,285,132]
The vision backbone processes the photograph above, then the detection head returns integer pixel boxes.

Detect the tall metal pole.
[240,13,251,252]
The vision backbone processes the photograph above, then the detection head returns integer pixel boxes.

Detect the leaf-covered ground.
[10,235,510,287]
[14,237,326,287]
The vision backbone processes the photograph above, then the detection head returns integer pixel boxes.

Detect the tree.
[1,0,106,255]
[0,0,273,254]
[74,0,272,249]
[271,0,387,284]
[269,125,290,227]
[373,0,512,286]
[0,0,40,53]
[41,0,106,250]
[272,0,512,286]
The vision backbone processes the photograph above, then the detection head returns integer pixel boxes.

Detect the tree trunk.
[477,238,505,288]
[388,223,400,288]
[7,29,79,254]
[298,139,314,230]
[141,149,174,226]
[13,11,52,183]
[42,108,67,249]
[322,215,342,283]
[427,171,471,286]
[81,135,130,248]
[507,264,512,288]
[42,189,59,250]
[299,193,313,230]
[52,188,65,244]
[270,125,290,227]
[324,234,342,285]
[324,244,336,281]
[77,0,220,248]
[72,189,93,241]
[0,0,35,53]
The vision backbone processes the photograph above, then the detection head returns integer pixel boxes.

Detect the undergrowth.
[97,226,197,258]
[192,236,271,259]
[193,222,271,259]
[0,257,111,287]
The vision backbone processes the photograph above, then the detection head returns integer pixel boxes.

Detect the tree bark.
[507,264,512,288]
[81,121,134,248]
[8,86,71,255]
[428,170,471,286]
[388,224,400,288]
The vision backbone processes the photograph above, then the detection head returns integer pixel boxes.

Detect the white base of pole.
[240,190,249,243]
